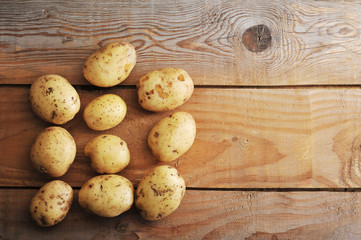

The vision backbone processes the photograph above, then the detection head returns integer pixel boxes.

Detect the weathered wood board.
[2,87,361,188]
[2,189,361,240]
[1,0,361,85]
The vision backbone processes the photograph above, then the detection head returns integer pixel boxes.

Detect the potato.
[30,180,73,227]
[29,74,80,124]
[137,68,194,112]
[84,134,130,174]
[135,165,186,221]
[83,41,136,87]
[83,94,127,131]
[148,112,196,162]
[30,126,76,177]
[78,175,134,217]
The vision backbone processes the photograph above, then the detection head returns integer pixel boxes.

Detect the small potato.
[84,134,130,174]
[78,175,134,217]
[83,94,127,131]
[30,126,76,177]
[29,74,80,124]
[83,41,137,87]
[137,68,194,112]
[148,112,196,162]
[30,180,73,227]
[135,165,186,221]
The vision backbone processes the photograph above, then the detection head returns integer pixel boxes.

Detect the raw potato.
[83,94,127,131]
[78,175,134,217]
[29,74,80,124]
[30,180,73,227]
[30,126,76,177]
[83,41,137,87]
[84,134,130,174]
[137,68,194,112]
[148,112,196,162]
[135,165,186,221]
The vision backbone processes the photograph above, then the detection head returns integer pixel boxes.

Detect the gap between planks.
[2,84,361,90]
[1,186,361,193]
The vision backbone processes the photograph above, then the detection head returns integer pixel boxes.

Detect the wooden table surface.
[2,0,361,239]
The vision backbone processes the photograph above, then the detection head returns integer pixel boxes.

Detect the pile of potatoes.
[28,41,196,227]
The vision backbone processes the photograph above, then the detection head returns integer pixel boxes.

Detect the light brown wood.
[2,189,361,240]
[1,0,361,86]
[3,86,361,188]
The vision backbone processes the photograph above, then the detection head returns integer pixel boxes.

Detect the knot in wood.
[242,25,271,53]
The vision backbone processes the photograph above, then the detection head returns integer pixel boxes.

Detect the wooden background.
[2,0,361,239]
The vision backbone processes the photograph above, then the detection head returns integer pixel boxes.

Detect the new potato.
[148,112,196,162]
[29,74,80,124]
[30,126,76,177]
[78,175,134,217]
[83,41,136,87]
[135,165,186,221]
[137,68,194,112]
[83,94,127,131]
[30,180,73,227]
[84,134,130,174]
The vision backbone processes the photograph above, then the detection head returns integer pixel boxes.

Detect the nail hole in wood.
[242,25,272,53]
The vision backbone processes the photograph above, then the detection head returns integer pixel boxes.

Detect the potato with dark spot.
[84,134,130,174]
[148,112,196,162]
[78,175,134,217]
[83,94,127,131]
[29,74,80,124]
[137,68,194,112]
[30,126,76,177]
[135,165,186,221]
[83,41,136,87]
[30,180,73,227]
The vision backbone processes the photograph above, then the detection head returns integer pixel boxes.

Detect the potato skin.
[148,112,196,162]
[83,94,127,131]
[135,165,186,221]
[78,175,134,217]
[29,74,80,124]
[30,180,73,227]
[84,134,130,174]
[83,41,136,87]
[30,126,76,177]
[137,68,194,112]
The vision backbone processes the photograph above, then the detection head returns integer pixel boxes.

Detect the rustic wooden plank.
[1,189,361,239]
[1,0,361,86]
[3,86,361,188]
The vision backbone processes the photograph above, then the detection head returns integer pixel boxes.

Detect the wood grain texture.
[3,86,361,188]
[1,0,361,85]
[1,189,361,240]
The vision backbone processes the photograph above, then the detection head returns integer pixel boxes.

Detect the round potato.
[83,94,127,131]
[83,41,137,87]
[30,180,73,227]
[135,165,186,221]
[84,134,130,174]
[137,68,194,112]
[29,74,80,124]
[148,112,196,162]
[78,175,134,217]
[30,126,76,177]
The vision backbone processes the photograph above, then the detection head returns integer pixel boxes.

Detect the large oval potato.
[78,175,134,217]
[30,126,76,177]
[29,74,80,124]
[83,94,127,131]
[83,41,137,87]
[148,112,196,162]
[135,165,186,221]
[30,180,73,227]
[84,134,130,174]
[137,68,194,112]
